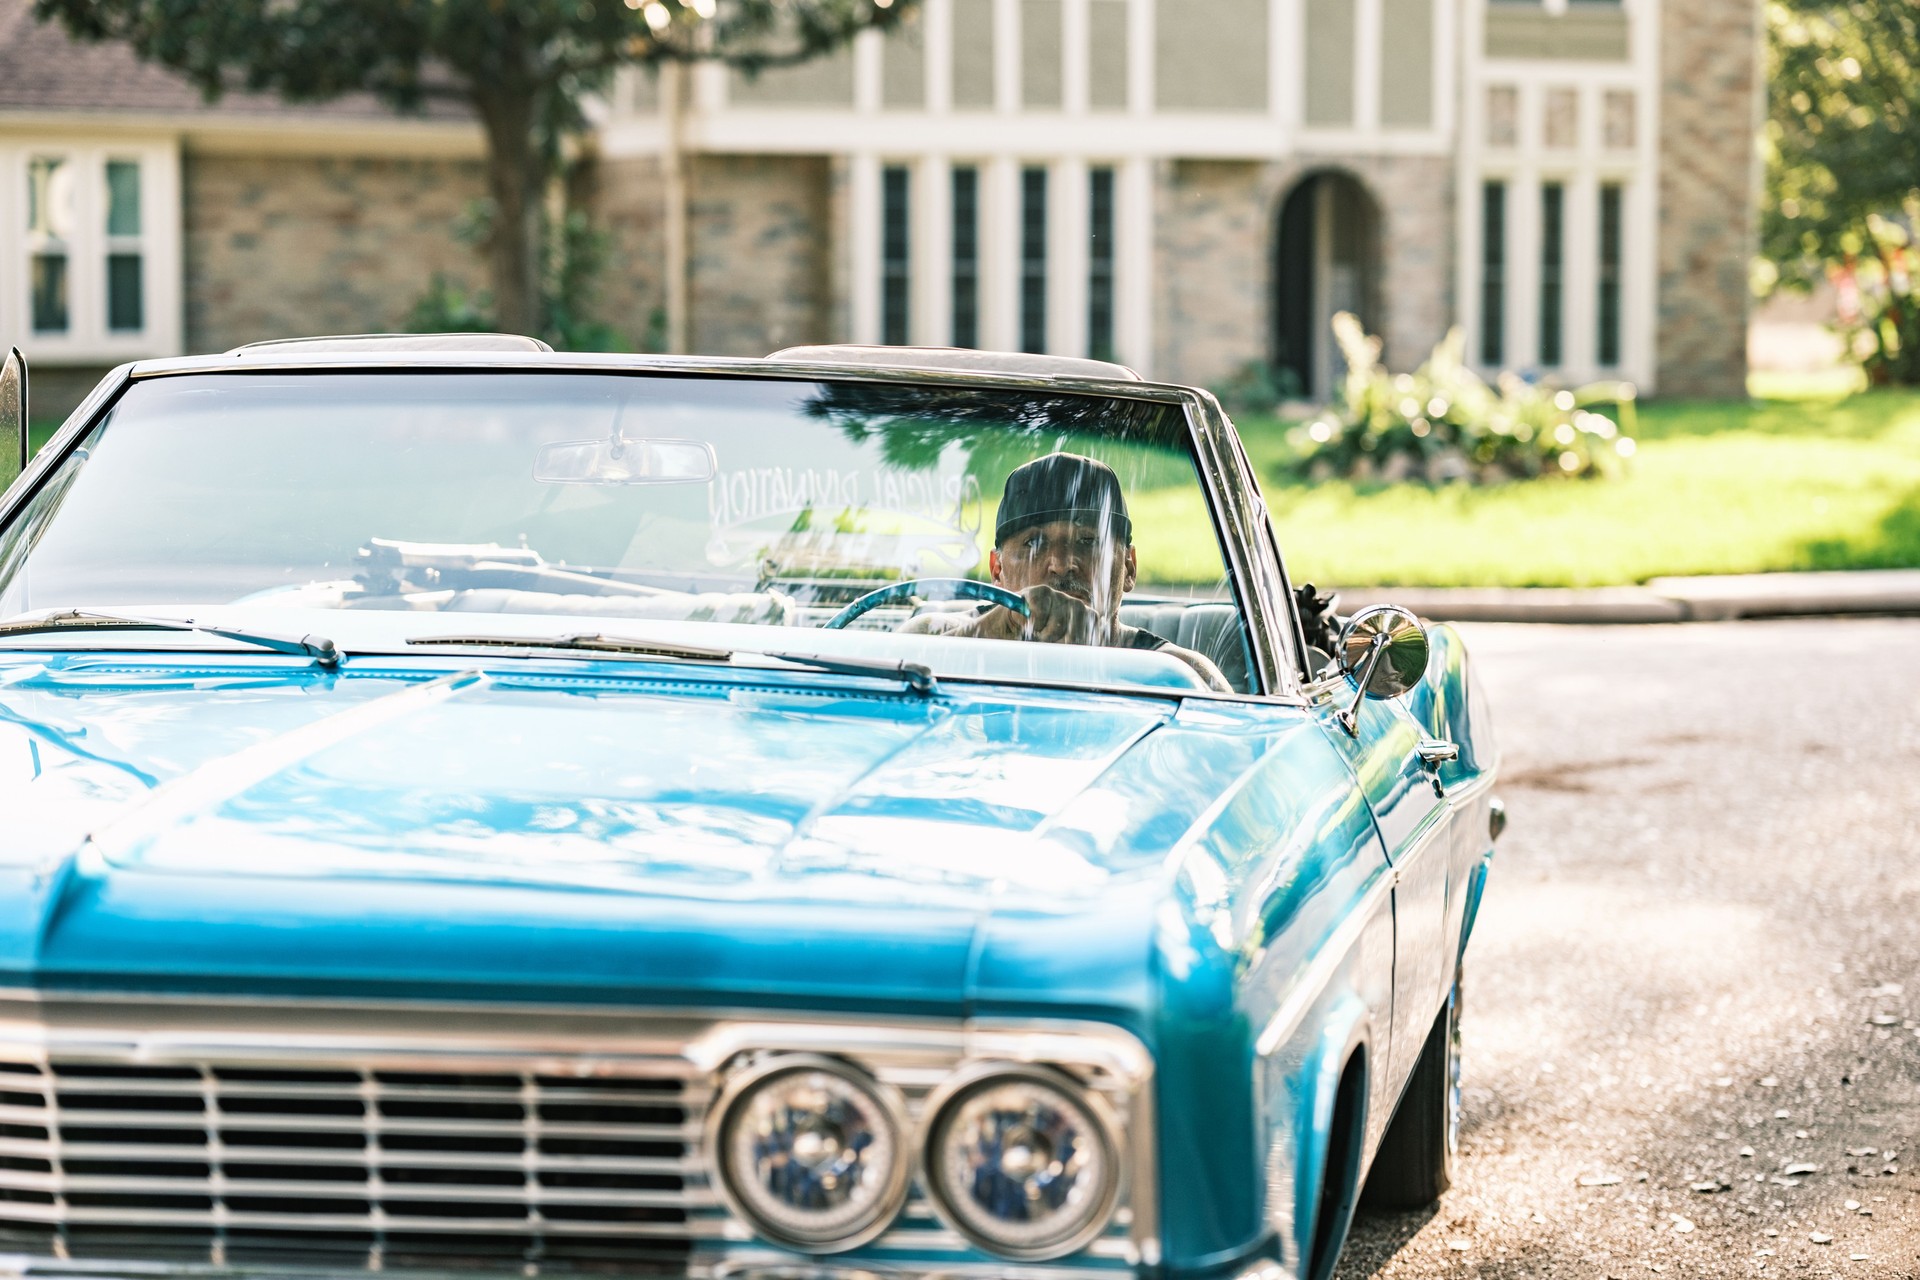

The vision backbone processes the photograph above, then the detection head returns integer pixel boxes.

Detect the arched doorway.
[1273,172,1383,401]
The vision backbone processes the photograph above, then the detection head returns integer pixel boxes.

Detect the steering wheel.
[823,578,1031,631]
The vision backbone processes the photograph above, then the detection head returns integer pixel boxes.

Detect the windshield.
[0,371,1257,694]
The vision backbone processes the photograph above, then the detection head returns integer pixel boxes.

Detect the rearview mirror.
[534,435,716,485]
[1334,605,1429,734]
[0,347,25,479]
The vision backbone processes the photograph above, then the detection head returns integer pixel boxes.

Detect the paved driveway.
[1338,618,1920,1279]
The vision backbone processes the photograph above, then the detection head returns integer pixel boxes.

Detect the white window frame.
[0,139,182,363]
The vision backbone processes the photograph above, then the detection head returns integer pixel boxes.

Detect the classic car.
[0,337,1499,1280]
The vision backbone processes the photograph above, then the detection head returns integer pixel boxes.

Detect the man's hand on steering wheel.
[968,584,1099,645]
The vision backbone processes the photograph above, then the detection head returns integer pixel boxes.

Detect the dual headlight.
[709,1055,1123,1260]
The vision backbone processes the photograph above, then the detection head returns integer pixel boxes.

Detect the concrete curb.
[1334,570,1920,624]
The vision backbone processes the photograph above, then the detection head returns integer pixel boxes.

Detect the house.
[0,0,1760,418]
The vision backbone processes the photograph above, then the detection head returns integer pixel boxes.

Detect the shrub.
[1285,313,1639,484]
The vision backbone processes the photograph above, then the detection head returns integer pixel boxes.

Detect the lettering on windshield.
[706,465,984,577]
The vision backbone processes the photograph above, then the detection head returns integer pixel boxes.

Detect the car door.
[1312,690,1452,1096]
[1210,418,1432,1144]
[1213,413,1454,1106]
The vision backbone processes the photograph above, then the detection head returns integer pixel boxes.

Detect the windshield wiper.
[405,632,936,696]
[0,609,340,667]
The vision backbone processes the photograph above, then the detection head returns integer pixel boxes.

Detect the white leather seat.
[1117,601,1254,693]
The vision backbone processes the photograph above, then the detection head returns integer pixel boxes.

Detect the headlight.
[922,1063,1123,1260]
[708,1054,910,1253]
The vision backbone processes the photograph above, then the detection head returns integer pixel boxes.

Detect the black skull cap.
[994,452,1132,546]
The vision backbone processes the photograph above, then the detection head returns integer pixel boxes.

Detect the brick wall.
[183,153,486,354]
[1656,0,1762,398]
[1155,155,1453,389]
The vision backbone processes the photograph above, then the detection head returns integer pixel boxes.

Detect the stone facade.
[584,154,667,351]
[183,154,486,355]
[687,155,836,357]
[1656,0,1763,398]
[1156,155,1454,390]
[589,153,834,356]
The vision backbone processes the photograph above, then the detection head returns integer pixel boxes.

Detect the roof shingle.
[0,0,470,122]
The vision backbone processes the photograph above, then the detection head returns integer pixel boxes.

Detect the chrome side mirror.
[0,347,25,478]
[1334,604,1429,735]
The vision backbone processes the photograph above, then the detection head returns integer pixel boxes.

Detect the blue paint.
[0,643,1496,1276]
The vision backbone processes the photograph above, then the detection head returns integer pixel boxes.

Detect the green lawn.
[1224,383,1920,589]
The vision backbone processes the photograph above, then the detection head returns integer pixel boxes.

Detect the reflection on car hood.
[0,652,1299,1015]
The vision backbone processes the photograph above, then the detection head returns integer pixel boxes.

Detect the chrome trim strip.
[1443,764,1499,807]
[1253,868,1396,1059]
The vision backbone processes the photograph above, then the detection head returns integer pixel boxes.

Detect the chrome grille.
[0,1054,707,1271]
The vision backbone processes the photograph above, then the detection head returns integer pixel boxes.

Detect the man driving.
[901,452,1231,692]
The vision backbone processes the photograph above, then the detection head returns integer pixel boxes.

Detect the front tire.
[1360,972,1461,1208]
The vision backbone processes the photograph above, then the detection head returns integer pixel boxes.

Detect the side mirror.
[1334,604,1429,734]
[0,347,25,479]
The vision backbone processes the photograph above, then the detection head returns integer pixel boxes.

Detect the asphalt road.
[1336,618,1920,1280]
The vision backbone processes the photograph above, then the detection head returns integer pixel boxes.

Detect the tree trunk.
[475,90,543,337]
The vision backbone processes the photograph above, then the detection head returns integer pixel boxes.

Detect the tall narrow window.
[1597,183,1623,367]
[1539,181,1564,367]
[106,159,144,334]
[28,157,72,335]
[1480,181,1506,367]
[1087,166,1116,362]
[1020,166,1049,354]
[881,165,911,345]
[951,166,980,348]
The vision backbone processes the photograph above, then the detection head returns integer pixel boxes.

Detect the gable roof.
[0,0,469,122]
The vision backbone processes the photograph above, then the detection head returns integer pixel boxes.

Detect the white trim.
[1127,0,1155,115]
[1050,155,1089,356]
[597,112,1450,160]
[1063,0,1092,115]
[1353,0,1383,134]
[914,154,952,344]
[983,155,1020,350]
[855,28,885,114]
[849,151,883,344]
[994,0,1021,114]
[1271,0,1301,131]
[1117,155,1153,376]
[926,0,955,113]
[1,139,182,363]
[1433,0,1458,141]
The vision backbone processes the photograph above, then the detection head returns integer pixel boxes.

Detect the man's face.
[990,520,1138,624]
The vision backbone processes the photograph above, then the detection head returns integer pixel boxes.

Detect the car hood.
[0,653,1288,1017]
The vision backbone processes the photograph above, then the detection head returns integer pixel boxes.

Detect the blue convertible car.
[0,339,1498,1280]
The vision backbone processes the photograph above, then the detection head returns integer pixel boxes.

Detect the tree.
[1763,0,1920,383]
[37,0,917,338]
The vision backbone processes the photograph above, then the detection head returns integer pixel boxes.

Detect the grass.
[1217,383,1920,589]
